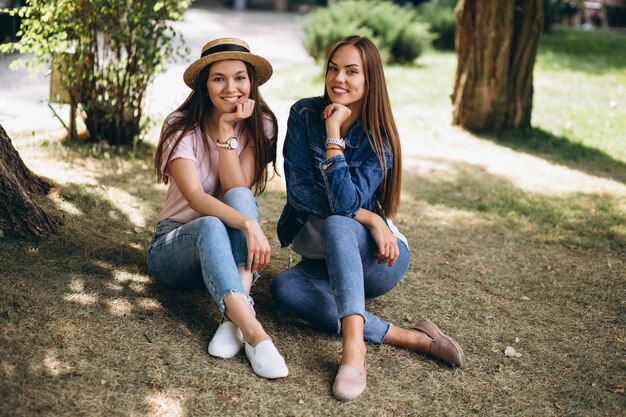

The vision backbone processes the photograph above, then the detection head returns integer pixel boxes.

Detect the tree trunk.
[452,0,544,131]
[0,124,60,238]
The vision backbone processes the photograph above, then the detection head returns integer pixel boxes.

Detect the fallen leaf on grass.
[504,346,522,358]
[217,394,239,404]
[520,296,530,301]
[404,314,414,323]
[298,399,305,405]
[554,402,564,411]
[467,342,477,351]
[443,251,455,260]
[514,337,520,344]
[611,385,624,394]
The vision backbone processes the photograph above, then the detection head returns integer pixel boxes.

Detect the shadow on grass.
[402,156,626,251]
[478,127,626,185]
[0,155,313,416]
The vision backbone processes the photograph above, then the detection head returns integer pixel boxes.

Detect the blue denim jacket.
[277,96,391,247]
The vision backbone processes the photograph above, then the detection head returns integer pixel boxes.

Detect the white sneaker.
[208,321,243,358]
[244,340,289,379]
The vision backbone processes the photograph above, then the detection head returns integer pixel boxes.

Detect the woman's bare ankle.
[384,325,432,354]
[242,326,270,347]
[340,342,366,372]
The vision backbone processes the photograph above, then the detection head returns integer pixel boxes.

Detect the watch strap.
[326,137,345,149]
[216,136,238,150]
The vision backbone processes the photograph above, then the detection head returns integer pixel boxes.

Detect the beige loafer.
[332,364,366,402]
[412,319,464,367]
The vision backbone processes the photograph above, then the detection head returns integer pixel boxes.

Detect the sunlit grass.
[534,28,626,163]
[537,27,626,73]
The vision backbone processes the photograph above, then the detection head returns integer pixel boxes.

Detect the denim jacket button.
[321,163,328,171]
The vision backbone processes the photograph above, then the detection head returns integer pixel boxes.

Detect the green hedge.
[301,0,433,65]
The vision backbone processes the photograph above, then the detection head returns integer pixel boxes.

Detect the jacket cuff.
[319,153,347,174]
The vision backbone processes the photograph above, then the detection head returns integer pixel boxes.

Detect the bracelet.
[326,137,346,149]
[326,146,344,152]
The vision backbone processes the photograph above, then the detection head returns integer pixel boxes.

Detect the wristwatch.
[216,136,238,150]
[325,137,345,149]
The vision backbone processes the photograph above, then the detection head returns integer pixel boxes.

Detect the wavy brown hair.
[154,62,277,195]
[324,36,402,218]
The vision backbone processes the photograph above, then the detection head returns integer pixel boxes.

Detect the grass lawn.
[1,28,625,416]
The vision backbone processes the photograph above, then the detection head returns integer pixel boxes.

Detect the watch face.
[228,137,238,149]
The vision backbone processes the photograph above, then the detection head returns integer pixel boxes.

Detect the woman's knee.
[223,187,258,218]
[192,216,228,243]
[223,187,254,205]
[321,214,356,231]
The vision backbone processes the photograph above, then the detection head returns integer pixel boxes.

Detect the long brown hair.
[154,62,277,195]
[324,36,402,218]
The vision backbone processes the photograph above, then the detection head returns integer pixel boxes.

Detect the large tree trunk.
[0,124,59,238]
[451,0,544,131]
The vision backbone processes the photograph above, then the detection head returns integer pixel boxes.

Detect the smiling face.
[206,59,251,115]
[325,45,366,113]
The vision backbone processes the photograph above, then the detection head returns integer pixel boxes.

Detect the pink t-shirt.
[157,112,274,223]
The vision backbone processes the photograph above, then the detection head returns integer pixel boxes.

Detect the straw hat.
[183,37,273,89]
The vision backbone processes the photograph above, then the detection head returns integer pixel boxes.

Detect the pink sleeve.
[160,130,197,177]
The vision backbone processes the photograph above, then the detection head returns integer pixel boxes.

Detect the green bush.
[300,2,373,64]
[1,0,191,146]
[301,0,431,65]
[418,0,457,50]
[392,22,433,64]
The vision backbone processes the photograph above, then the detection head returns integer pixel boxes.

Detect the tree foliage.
[1,0,191,146]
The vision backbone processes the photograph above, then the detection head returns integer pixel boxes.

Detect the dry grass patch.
[1,128,625,417]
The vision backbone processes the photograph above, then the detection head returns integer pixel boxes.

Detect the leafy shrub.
[392,22,433,64]
[1,0,191,146]
[418,0,457,50]
[301,0,432,65]
[300,2,374,64]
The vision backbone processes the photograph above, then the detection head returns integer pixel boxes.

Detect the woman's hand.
[241,218,271,273]
[368,215,399,267]
[322,102,351,134]
[220,98,256,128]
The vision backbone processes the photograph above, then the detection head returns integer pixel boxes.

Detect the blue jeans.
[147,187,258,314]
[271,215,410,344]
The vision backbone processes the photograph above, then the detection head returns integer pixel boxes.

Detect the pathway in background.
[0,3,310,135]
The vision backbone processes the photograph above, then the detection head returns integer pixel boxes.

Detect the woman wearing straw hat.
[147,37,288,379]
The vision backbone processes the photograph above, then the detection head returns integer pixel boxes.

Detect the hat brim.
[183,51,273,89]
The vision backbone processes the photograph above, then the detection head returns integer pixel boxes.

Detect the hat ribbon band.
[201,44,250,57]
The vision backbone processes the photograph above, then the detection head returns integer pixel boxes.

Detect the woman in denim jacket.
[147,38,288,379]
[273,36,463,401]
